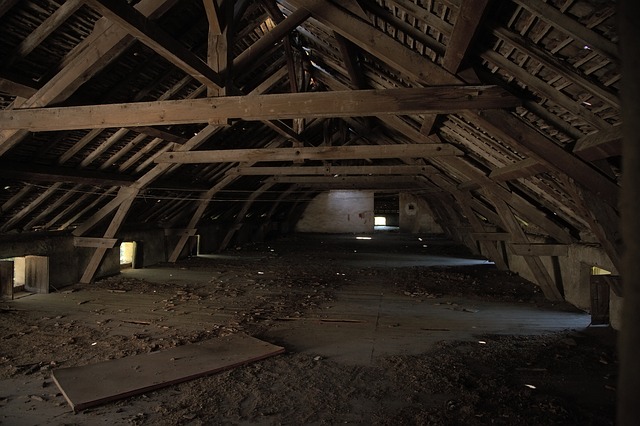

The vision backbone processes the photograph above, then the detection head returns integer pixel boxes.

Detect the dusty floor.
[0,232,617,425]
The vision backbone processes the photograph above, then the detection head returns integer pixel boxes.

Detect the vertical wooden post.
[0,260,14,299]
[24,255,49,294]
[618,1,640,424]
[486,193,563,301]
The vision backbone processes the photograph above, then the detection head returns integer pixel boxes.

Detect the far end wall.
[295,190,374,233]
[399,193,443,234]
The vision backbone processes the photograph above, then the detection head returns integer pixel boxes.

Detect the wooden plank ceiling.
[0,0,620,289]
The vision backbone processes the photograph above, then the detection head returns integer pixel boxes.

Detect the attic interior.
[0,0,638,424]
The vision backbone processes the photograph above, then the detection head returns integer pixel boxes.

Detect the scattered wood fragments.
[52,333,284,412]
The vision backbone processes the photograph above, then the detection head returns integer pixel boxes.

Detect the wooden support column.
[80,189,139,284]
[0,260,14,299]
[218,182,275,252]
[168,174,237,262]
[456,192,509,270]
[486,193,563,301]
[618,1,640,423]
[204,0,228,98]
[430,173,508,269]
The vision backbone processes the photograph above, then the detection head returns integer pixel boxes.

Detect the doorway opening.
[374,193,399,231]
[1,256,49,297]
[120,242,135,269]
[589,265,612,326]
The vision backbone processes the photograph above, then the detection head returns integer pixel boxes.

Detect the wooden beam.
[287,0,456,85]
[0,86,519,132]
[0,0,179,157]
[471,110,619,208]
[492,26,620,108]
[487,194,564,301]
[288,0,621,217]
[203,0,223,35]
[573,125,622,161]
[85,0,224,90]
[513,0,618,61]
[218,182,275,251]
[204,0,228,99]
[364,1,445,55]
[56,187,118,231]
[440,156,574,244]
[0,161,135,187]
[268,175,425,185]
[80,128,130,167]
[442,0,489,73]
[233,6,311,72]
[0,77,37,98]
[0,184,63,232]
[509,243,569,257]
[472,232,512,242]
[231,165,437,176]
[488,158,548,181]
[481,49,611,130]
[9,0,84,62]
[74,237,118,249]
[130,127,189,144]
[72,187,139,237]
[0,0,20,19]
[21,183,79,231]
[158,143,461,164]
[79,191,138,284]
[168,174,239,262]
[335,34,367,89]
[385,0,454,36]
[164,228,197,237]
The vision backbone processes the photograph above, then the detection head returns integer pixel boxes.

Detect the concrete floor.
[0,232,594,424]
[125,233,590,365]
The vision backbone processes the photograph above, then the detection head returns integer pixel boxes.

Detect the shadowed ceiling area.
[0,0,620,292]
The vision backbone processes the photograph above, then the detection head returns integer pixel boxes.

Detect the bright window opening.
[120,242,135,267]
[374,216,386,226]
[591,266,611,275]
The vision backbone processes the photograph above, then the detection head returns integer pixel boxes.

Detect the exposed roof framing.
[0,0,621,291]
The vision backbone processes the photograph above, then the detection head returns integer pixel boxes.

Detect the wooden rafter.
[491,26,619,108]
[0,162,134,187]
[442,0,489,73]
[5,0,84,67]
[573,125,622,161]
[470,110,619,208]
[0,76,37,98]
[0,0,179,157]
[85,0,224,90]
[481,49,611,130]
[513,0,618,61]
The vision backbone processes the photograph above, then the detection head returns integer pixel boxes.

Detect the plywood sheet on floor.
[52,333,284,412]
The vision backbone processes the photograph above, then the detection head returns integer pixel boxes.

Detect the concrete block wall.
[399,193,443,234]
[295,190,374,233]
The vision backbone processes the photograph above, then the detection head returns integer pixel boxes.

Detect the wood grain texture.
[52,334,284,412]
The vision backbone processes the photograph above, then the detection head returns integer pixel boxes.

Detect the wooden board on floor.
[52,333,285,412]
